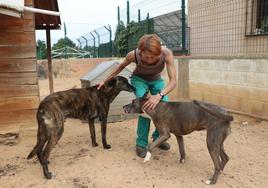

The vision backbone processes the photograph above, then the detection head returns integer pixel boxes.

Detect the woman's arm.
[97,51,135,89]
[160,47,177,96]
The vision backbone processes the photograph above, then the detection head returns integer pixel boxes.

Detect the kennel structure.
[0,0,61,129]
[80,60,136,122]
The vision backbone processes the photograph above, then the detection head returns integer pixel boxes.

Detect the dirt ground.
[1,64,268,188]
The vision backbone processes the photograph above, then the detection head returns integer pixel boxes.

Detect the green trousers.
[130,75,168,148]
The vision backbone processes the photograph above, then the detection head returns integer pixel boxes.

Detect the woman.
[98,34,177,158]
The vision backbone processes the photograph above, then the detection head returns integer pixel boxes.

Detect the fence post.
[138,9,141,22]
[77,39,81,49]
[64,22,68,58]
[127,1,130,24]
[147,13,150,33]
[90,32,96,58]
[181,0,186,54]
[104,25,113,57]
[94,30,100,58]
[117,6,120,24]
[82,36,88,57]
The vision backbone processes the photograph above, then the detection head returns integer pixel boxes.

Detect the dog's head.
[106,76,135,92]
[123,92,149,114]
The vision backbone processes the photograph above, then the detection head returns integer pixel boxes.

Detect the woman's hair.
[138,34,161,56]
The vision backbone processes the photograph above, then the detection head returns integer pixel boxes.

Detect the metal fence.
[77,25,113,58]
[188,0,268,57]
[118,0,189,55]
[127,18,154,52]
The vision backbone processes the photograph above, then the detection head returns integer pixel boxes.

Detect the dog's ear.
[107,78,117,87]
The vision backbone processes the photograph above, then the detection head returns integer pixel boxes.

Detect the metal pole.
[104,25,113,57]
[46,28,54,94]
[77,39,81,49]
[90,32,96,58]
[24,6,60,16]
[117,6,120,24]
[94,30,100,58]
[181,0,186,54]
[64,22,67,58]
[81,36,88,57]
[147,13,150,33]
[81,36,88,49]
[127,1,130,24]
[138,9,141,22]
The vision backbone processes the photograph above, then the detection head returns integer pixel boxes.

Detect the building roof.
[0,0,61,30]
[34,0,61,30]
[80,61,132,81]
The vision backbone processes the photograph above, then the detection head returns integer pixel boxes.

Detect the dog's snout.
[123,104,131,113]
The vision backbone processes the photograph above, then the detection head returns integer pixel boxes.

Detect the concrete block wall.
[189,59,268,119]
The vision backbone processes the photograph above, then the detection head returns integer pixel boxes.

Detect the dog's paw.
[45,172,53,179]
[104,144,111,149]
[205,178,216,185]
[92,142,98,147]
[205,179,211,185]
[180,158,185,164]
[144,152,151,162]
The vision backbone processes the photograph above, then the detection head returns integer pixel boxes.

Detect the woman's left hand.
[142,94,162,112]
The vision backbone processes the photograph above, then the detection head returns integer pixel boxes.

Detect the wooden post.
[46,28,54,94]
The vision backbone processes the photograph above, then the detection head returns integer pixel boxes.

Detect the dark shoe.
[136,146,147,158]
[158,142,170,150]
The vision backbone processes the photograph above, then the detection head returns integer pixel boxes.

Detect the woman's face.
[140,50,160,64]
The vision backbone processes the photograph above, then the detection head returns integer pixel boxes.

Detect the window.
[246,0,268,35]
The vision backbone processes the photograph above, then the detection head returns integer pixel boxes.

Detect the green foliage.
[36,40,47,59]
[114,21,139,57]
[52,37,77,50]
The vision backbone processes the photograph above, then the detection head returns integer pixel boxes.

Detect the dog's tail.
[193,100,234,122]
[27,130,47,160]
[27,110,47,160]
[27,146,37,160]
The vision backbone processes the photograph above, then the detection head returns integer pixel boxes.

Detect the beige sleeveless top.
[132,49,165,81]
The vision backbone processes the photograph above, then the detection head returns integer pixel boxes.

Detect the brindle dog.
[123,92,233,185]
[27,76,134,179]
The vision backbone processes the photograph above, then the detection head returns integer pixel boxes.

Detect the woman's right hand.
[97,81,105,90]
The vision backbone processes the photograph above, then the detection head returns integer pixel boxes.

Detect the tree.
[114,21,127,56]
[114,21,139,57]
[36,40,47,59]
[52,37,77,50]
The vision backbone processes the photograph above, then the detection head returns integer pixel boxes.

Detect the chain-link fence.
[117,0,189,55]
[188,0,268,57]
[77,25,113,58]
[127,18,154,52]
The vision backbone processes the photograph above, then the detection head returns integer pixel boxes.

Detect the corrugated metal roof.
[81,60,132,81]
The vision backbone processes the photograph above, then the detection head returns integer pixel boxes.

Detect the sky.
[35,0,182,45]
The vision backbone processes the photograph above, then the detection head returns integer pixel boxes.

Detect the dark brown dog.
[123,92,233,185]
[27,76,134,179]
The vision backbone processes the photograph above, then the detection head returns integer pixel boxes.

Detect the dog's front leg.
[100,118,111,149]
[88,118,98,147]
[175,135,186,163]
[144,133,171,162]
